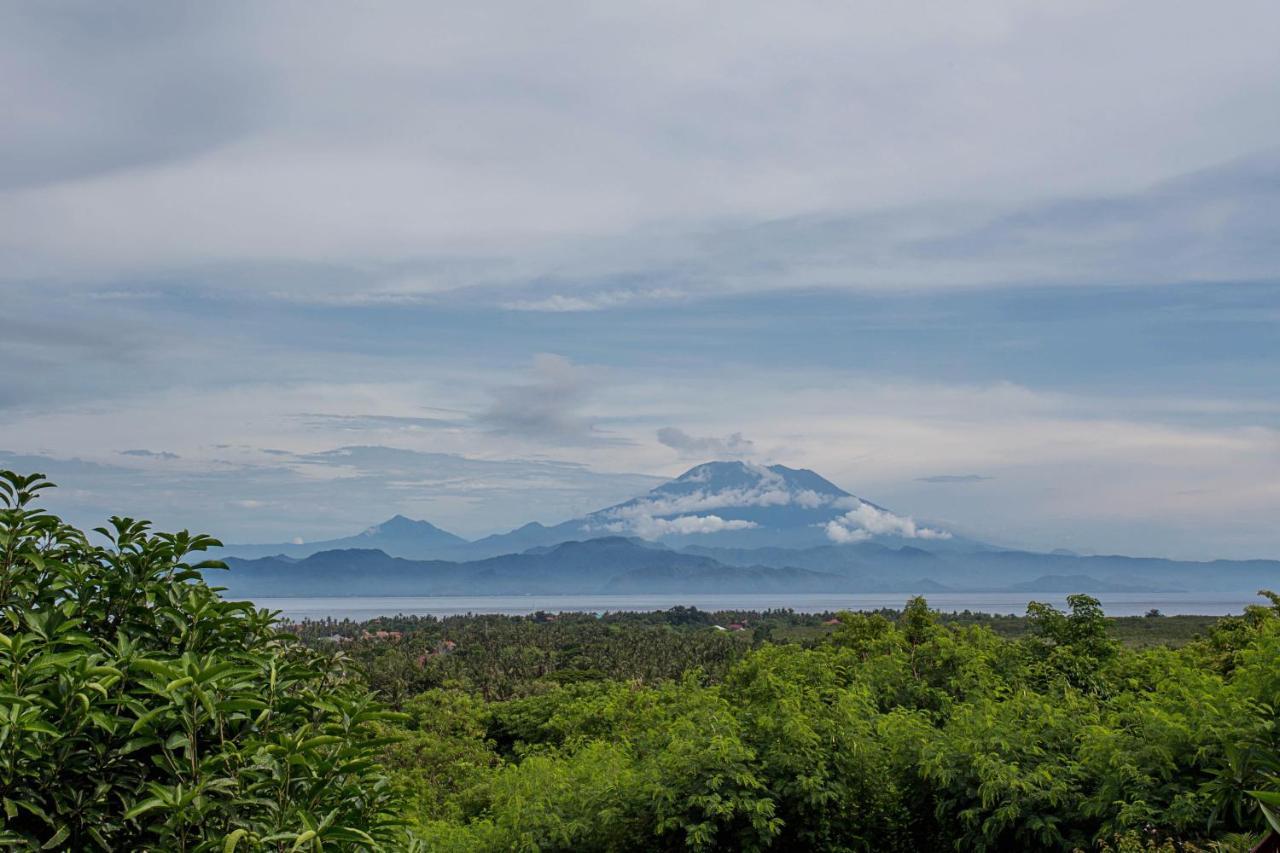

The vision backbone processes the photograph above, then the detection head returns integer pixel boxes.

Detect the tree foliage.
[393,596,1280,851]
[0,472,408,851]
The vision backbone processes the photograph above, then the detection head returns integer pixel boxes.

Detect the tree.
[0,471,408,851]
[1026,594,1117,692]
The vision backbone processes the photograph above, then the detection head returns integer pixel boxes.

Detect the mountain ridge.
[212,460,1280,593]
[218,538,857,596]
[220,460,970,560]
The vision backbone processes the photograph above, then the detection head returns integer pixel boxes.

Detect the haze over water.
[254,592,1260,621]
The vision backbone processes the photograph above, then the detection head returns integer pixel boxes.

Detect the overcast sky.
[2,2,1278,558]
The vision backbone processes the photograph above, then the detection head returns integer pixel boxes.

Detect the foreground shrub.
[0,471,407,851]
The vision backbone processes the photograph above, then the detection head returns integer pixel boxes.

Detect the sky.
[1,2,1278,559]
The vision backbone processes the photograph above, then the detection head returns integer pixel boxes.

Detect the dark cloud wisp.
[916,474,994,484]
[657,427,755,459]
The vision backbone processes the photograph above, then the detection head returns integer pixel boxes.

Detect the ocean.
[248,592,1263,621]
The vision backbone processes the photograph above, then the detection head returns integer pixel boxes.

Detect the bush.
[0,471,408,851]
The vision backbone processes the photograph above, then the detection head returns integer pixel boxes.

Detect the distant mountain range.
[215,514,467,561]
[212,461,1280,596]
[219,462,975,559]
[219,537,864,596]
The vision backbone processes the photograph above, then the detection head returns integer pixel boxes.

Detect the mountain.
[217,460,960,561]
[215,514,467,561]
[219,548,460,595]
[1003,575,1180,594]
[676,544,1277,593]
[682,542,938,574]
[216,536,1231,597]
[211,460,1280,595]
[457,461,976,557]
[216,537,861,596]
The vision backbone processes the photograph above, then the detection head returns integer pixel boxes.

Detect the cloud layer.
[0,446,663,543]
[825,504,952,544]
[2,2,1279,297]
[601,514,758,539]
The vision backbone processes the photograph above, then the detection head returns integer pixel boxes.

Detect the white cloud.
[823,523,871,544]
[501,289,686,313]
[601,513,757,539]
[825,502,951,543]
[601,485,839,521]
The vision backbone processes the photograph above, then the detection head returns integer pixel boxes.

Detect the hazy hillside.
[209,534,1276,597]
[218,537,855,596]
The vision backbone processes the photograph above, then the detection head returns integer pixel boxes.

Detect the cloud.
[0,5,262,194]
[601,513,757,539]
[297,413,464,431]
[657,427,755,458]
[916,474,993,483]
[501,288,686,313]
[477,354,628,446]
[825,502,951,543]
[601,486,841,522]
[2,338,1278,559]
[120,449,180,460]
[3,3,1280,295]
[0,446,662,543]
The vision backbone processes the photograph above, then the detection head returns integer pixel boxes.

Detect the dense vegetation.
[291,607,1224,705]
[3,470,1279,850]
[358,597,1280,851]
[0,473,411,851]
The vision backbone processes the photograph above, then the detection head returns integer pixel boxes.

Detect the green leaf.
[121,736,160,755]
[223,828,248,852]
[129,707,167,734]
[124,797,166,820]
[289,830,318,851]
[40,825,70,850]
[1252,790,1280,833]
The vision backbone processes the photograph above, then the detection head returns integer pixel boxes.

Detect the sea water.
[250,592,1263,621]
